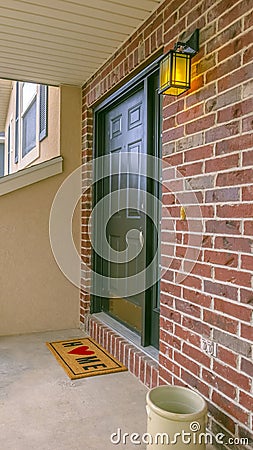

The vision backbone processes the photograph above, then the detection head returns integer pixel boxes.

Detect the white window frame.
[4,115,14,176]
[17,82,40,170]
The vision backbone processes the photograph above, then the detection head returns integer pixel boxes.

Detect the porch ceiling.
[0,0,162,87]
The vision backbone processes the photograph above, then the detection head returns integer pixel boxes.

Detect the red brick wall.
[81,0,253,447]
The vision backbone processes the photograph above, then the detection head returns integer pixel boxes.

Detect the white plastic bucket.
[146,386,207,449]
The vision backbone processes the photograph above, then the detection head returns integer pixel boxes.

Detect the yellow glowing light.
[159,50,191,96]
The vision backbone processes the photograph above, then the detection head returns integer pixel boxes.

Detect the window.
[15,82,48,169]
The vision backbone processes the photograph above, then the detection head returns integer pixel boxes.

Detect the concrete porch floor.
[0,329,215,450]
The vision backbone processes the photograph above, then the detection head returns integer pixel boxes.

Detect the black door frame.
[91,54,163,348]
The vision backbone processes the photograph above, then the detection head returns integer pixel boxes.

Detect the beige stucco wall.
[4,83,60,175]
[0,85,81,336]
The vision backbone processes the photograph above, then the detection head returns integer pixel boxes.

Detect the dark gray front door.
[104,88,146,334]
[92,69,161,349]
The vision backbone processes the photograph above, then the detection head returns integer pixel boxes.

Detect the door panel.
[104,88,146,332]
[92,69,161,348]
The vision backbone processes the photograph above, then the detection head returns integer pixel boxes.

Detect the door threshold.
[93,312,159,362]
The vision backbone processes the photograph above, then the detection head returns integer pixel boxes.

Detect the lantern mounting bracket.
[174,29,199,56]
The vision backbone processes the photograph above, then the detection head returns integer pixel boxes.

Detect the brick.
[190,262,212,278]
[242,114,253,132]
[159,366,173,385]
[214,298,251,322]
[184,144,214,162]
[195,53,216,77]
[183,288,212,308]
[244,43,253,64]
[244,221,253,236]
[206,86,241,113]
[212,391,248,426]
[164,152,183,166]
[186,114,215,134]
[203,309,238,334]
[217,204,253,219]
[175,299,201,318]
[176,133,204,152]
[242,185,253,201]
[215,134,253,155]
[218,62,253,92]
[218,98,253,123]
[186,174,214,190]
[187,82,216,109]
[160,280,181,298]
[205,220,240,235]
[160,354,180,377]
[211,422,239,450]
[203,368,236,399]
[160,316,174,333]
[205,154,239,173]
[217,168,253,187]
[175,323,201,347]
[163,115,176,131]
[186,3,208,27]
[241,357,253,377]
[163,98,184,118]
[241,254,253,271]
[177,103,204,125]
[217,346,238,368]
[160,306,181,324]
[245,7,253,29]
[215,267,251,288]
[215,235,253,253]
[206,214,241,236]
[241,323,253,341]
[214,360,251,392]
[182,317,211,338]
[201,235,212,248]
[218,29,253,63]
[206,54,241,84]
[238,426,253,447]
[177,161,203,177]
[180,274,202,290]
[174,348,199,375]
[204,280,238,301]
[213,329,251,358]
[240,288,253,305]
[164,14,187,47]
[151,366,158,388]
[163,125,184,142]
[207,20,242,54]
[242,149,253,167]
[208,401,236,434]
[181,369,210,398]
[182,342,211,368]
[205,120,240,143]
[178,0,210,18]
[160,329,181,351]
[218,0,252,31]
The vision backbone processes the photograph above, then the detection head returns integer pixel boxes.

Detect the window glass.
[22,97,37,156]
[22,82,37,112]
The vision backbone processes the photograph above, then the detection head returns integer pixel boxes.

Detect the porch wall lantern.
[158,29,199,96]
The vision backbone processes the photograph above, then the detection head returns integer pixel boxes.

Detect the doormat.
[46,337,127,380]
